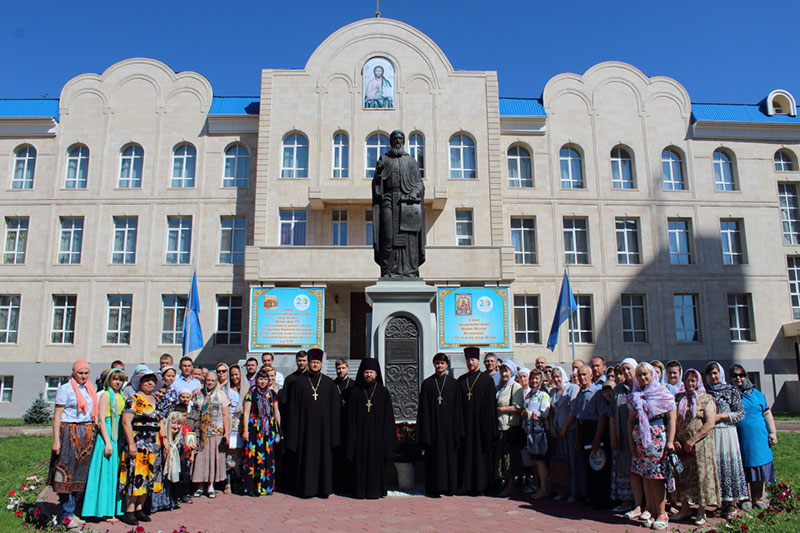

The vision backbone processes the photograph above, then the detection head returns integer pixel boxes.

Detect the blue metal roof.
[209,96,260,115]
[692,103,800,124]
[0,99,59,120]
[499,97,546,117]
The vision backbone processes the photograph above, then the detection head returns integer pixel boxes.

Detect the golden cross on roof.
[376,0,382,18]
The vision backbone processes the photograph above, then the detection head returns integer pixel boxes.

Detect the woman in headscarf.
[82,368,127,521]
[215,362,241,494]
[160,366,179,409]
[608,358,640,516]
[626,362,676,530]
[673,369,719,526]
[242,368,280,496]
[523,368,551,499]
[650,360,666,385]
[191,370,231,498]
[549,365,580,501]
[49,359,98,528]
[729,364,777,510]
[703,362,749,518]
[119,368,165,526]
[495,360,524,497]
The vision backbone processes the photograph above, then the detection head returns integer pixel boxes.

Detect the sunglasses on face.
[731,372,747,379]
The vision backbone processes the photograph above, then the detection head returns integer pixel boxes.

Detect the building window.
[365,210,373,245]
[713,149,736,191]
[788,257,800,320]
[65,145,89,189]
[166,216,192,264]
[449,134,476,179]
[3,217,28,264]
[779,183,800,245]
[332,133,349,178]
[106,295,132,345]
[0,376,12,402]
[511,217,536,264]
[673,294,700,343]
[12,145,36,189]
[279,209,307,246]
[507,145,532,187]
[569,295,593,343]
[58,217,83,264]
[220,217,246,264]
[365,133,390,178]
[513,295,540,344]
[281,133,309,178]
[111,217,137,264]
[51,295,76,344]
[409,133,425,178]
[728,293,754,342]
[621,294,647,343]
[45,376,69,403]
[615,218,640,265]
[563,217,589,264]
[0,295,20,344]
[161,295,187,345]
[667,218,693,265]
[216,295,242,345]
[171,144,196,188]
[720,219,745,265]
[332,209,348,246]
[610,147,634,189]
[455,209,474,246]
[119,144,143,188]
[223,144,249,187]
[559,146,584,189]
[662,148,685,190]
[775,150,796,172]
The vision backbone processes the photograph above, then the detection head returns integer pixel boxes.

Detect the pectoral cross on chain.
[312,391,318,401]
[467,391,473,401]
[437,395,443,405]
[366,399,373,412]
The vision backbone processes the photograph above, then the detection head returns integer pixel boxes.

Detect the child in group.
[179,391,200,433]
[523,369,551,499]
[154,410,195,511]
[174,399,198,502]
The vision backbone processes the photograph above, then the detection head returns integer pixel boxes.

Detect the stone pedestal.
[365,279,437,422]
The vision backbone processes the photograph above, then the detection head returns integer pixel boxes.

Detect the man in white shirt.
[261,352,285,388]
[172,356,202,397]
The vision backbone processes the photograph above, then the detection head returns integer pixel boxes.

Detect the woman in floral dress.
[242,369,280,496]
[191,371,231,498]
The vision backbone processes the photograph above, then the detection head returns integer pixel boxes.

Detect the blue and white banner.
[437,287,510,350]
[249,287,324,351]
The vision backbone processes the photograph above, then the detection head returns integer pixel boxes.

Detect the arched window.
[281,133,309,178]
[449,134,476,178]
[775,150,796,172]
[332,133,349,178]
[365,133,390,178]
[610,146,634,189]
[559,145,583,189]
[507,145,532,187]
[12,145,36,189]
[409,133,425,178]
[118,144,143,188]
[713,149,737,191]
[171,144,196,188]
[223,144,249,187]
[65,145,89,189]
[662,148,685,190]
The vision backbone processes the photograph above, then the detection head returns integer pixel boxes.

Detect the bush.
[22,398,51,425]
[710,481,800,532]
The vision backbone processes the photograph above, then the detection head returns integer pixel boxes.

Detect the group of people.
[47,348,778,531]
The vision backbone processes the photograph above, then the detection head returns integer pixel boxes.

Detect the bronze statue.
[372,130,426,278]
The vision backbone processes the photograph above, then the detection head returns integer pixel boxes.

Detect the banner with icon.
[249,287,324,351]
[436,287,510,350]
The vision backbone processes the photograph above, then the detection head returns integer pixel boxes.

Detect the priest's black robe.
[332,376,355,494]
[456,370,498,494]
[344,383,398,499]
[416,373,464,496]
[276,368,307,492]
[282,371,341,497]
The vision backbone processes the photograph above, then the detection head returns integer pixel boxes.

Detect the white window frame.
[161,294,187,345]
[673,293,700,343]
[365,209,373,246]
[449,134,476,179]
[223,144,249,187]
[166,216,192,264]
[0,295,20,344]
[713,149,736,191]
[667,218,692,265]
[58,217,83,265]
[118,144,143,188]
[789,256,800,321]
[171,144,196,188]
[106,294,132,345]
[610,147,634,189]
[615,218,641,265]
[332,209,348,246]
[507,145,532,188]
[455,209,474,246]
[51,294,76,344]
[775,150,795,172]
[662,148,685,190]
[3,217,28,264]
[12,146,36,189]
[65,145,89,189]
[511,216,536,264]
[220,216,246,264]
[559,146,584,189]
[215,295,242,345]
[720,219,746,265]
[563,217,589,264]
[365,133,390,178]
[727,293,754,342]
[621,293,647,343]
[332,133,349,179]
[513,294,540,344]
[279,209,307,246]
[45,376,69,403]
[281,133,309,178]
[569,294,593,343]
[779,183,800,245]
[409,133,425,178]
[0,376,13,403]
[111,216,137,264]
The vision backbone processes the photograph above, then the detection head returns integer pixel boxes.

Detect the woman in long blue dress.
[82,368,126,521]
[241,369,280,496]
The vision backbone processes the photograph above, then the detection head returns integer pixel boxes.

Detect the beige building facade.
[1,18,800,415]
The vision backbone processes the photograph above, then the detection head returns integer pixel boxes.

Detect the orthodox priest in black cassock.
[457,346,498,494]
[344,358,398,499]
[281,349,341,497]
[276,349,309,492]
[417,352,464,497]
[332,361,355,494]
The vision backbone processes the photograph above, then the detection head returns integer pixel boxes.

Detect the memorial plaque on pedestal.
[384,316,419,421]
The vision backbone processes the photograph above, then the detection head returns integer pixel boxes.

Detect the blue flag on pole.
[546,272,579,351]
[182,271,204,355]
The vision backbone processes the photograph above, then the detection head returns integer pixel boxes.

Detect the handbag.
[526,424,548,456]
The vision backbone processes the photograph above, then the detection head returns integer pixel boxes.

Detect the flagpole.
[566,261,576,363]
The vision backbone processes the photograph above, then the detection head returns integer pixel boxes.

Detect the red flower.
[778,494,786,501]
[63,517,71,525]
[14,510,22,517]
[758,512,764,519]
[741,525,748,532]
[20,483,26,489]
[135,526,145,533]
[8,490,14,496]
[33,508,41,516]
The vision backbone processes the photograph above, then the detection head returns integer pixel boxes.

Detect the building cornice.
[206,114,259,135]
[691,120,800,141]
[0,117,57,138]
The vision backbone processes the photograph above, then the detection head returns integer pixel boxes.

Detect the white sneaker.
[640,510,652,521]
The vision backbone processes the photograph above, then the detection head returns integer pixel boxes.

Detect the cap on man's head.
[308,349,324,362]
[464,346,480,360]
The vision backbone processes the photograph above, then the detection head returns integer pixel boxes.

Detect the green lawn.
[0,436,51,533]
[0,419,49,427]
[773,431,800,479]
[772,412,800,422]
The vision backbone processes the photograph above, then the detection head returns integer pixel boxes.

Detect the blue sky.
[1,0,796,104]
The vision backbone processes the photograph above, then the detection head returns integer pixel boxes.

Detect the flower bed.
[703,481,800,532]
